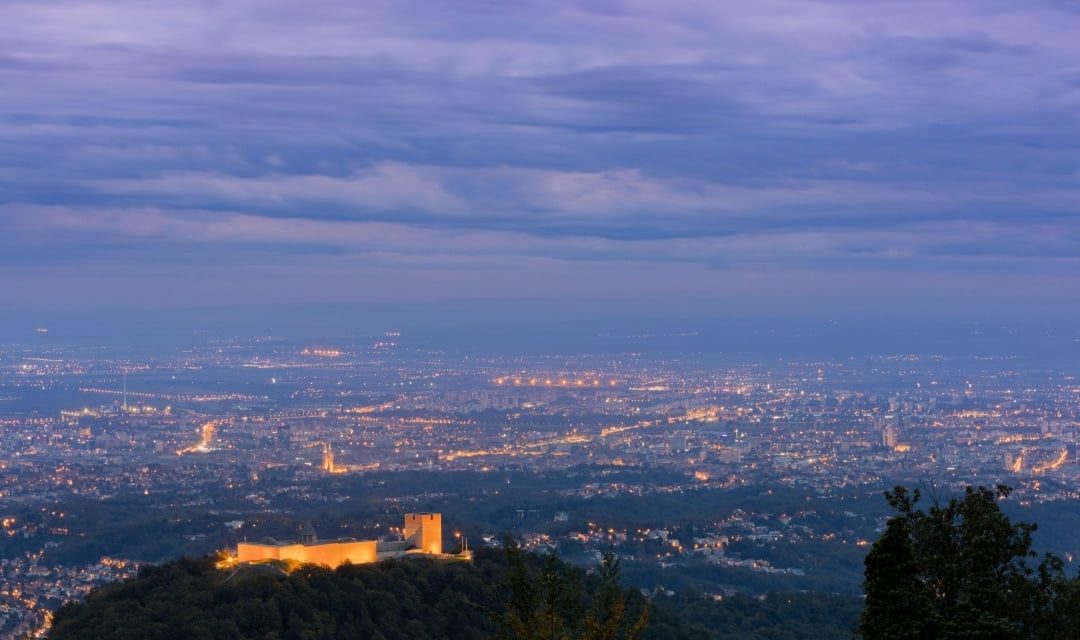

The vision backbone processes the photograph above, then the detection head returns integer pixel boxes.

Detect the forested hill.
[48,549,861,640]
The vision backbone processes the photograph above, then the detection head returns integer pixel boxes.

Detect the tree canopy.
[859,484,1080,640]
[48,547,860,640]
[492,541,648,640]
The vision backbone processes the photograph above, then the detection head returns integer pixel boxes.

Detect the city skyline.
[3,0,1079,322]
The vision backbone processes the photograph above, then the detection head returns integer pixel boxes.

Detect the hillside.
[48,549,861,640]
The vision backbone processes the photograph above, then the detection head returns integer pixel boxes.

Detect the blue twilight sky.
[1,0,1079,328]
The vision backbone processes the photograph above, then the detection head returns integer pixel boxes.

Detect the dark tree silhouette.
[493,539,648,640]
[46,541,864,639]
[859,485,1080,640]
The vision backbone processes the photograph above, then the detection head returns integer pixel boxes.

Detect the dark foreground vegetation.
[48,546,859,640]
[859,485,1080,640]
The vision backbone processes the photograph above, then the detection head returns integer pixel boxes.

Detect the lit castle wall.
[236,513,443,567]
[237,539,378,565]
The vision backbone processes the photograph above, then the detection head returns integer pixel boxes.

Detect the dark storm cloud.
[1,0,1078,314]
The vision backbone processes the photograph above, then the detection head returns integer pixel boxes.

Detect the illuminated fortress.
[235,513,450,567]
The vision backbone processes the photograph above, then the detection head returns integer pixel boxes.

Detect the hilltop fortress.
[236,513,452,567]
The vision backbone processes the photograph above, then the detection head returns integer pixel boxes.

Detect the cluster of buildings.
[0,555,142,638]
[1,338,1079,631]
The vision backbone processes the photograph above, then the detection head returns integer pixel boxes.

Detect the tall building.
[1004,451,1018,472]
[882,426,897,449]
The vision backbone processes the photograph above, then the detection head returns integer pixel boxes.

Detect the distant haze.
[1,306,1076,369]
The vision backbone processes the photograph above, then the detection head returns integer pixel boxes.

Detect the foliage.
[49,547,861,640]
[491,541,648,640]
[644,592,862,640]
[50,554,502,640]
[858,484,1080,640]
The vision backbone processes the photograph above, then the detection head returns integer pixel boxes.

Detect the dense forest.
[48,548,861,640]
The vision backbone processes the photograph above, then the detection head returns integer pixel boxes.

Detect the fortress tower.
[403,512,442,554]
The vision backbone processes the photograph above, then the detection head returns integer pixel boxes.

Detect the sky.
[2,0,1079,335]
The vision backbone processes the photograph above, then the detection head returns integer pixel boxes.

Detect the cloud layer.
[2,0,1079,316]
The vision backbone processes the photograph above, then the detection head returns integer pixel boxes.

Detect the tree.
[492,539,577,640]
[583,553,649,640]
[858,484,1080,640]
[859,492,934,640]
[494,540,648,640]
